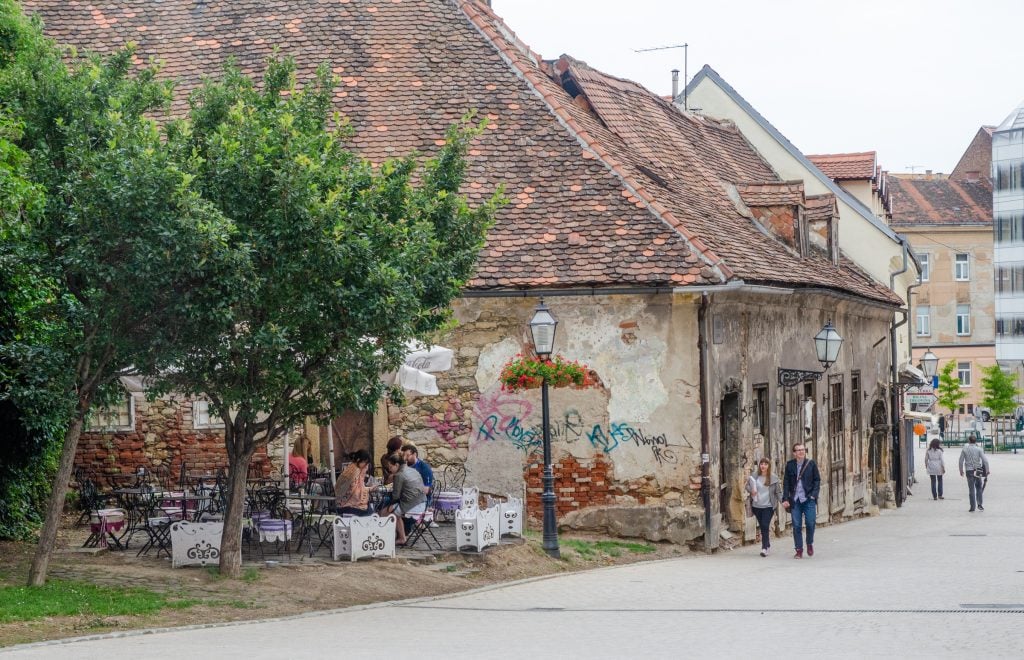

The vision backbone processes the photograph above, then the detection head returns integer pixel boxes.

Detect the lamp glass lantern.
[529,300,558,358]
[920,350,939,378]
[813,321,843,370]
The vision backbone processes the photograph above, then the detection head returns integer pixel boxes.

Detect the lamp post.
[529,299,560,559]
[920,350,938,380]
[777,320,844,387]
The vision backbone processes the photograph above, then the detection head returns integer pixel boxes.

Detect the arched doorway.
[868,399,888,503]
[718,391,741,531]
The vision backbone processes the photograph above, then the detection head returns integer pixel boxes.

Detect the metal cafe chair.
[404,492,442,551]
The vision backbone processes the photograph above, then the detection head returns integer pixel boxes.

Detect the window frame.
[957,362,972,387]
[956,304,971,336]
[87,392,135,432]
[954,253,970,281]
[192,399,225,429]
[917,252,930,282]
[916,305,931,337]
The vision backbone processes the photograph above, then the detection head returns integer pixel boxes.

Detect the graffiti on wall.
[467,390,690,465]
[423,397,472,449]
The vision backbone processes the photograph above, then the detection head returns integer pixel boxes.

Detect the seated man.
[383,453,426,546]
[402,443,434,495]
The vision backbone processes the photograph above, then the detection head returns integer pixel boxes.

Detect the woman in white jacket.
[924,438,946,500]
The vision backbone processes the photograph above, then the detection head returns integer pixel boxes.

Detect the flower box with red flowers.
[498,354,592,392]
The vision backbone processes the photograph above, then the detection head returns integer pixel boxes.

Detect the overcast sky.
[491,0,1024,174]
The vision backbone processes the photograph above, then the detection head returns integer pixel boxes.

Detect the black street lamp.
[778,320,844,387]
[529,299,560,559]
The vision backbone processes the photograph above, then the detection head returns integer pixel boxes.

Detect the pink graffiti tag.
[424,397,472,449]
[471,388,534,447]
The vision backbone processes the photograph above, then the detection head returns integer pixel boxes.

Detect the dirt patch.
[0,519,689,647]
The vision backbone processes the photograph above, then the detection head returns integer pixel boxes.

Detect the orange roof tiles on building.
[21,0,898,304]
[887,174,992,227]
[807,152,877,181]
[888,172,991,226]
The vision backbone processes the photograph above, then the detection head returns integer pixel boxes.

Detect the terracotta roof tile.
[807,152,877,181]
[887,174,992,226]
[22,0,897,304]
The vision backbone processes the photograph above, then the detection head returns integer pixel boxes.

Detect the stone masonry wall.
[392,294,706,542]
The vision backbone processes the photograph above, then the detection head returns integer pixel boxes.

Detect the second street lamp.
[529,299,560,559]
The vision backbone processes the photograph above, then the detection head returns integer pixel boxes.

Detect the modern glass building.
[994,101,1024,365]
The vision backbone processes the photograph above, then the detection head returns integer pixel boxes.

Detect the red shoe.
[807,544,814,557]
[794,549,803,559]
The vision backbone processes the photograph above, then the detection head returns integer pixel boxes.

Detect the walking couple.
[746,442,821,559]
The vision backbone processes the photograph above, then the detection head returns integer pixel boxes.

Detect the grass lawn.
[0,579,195,623]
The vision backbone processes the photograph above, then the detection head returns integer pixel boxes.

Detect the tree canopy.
[0,0,245,584]
[158,57,500,575]
[935,360,966,418]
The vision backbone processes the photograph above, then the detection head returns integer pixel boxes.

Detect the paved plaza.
[5,443,1024,658]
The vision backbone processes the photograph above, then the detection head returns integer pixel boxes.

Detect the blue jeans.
[790,499,816,550]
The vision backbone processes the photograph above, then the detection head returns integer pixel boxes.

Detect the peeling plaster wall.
[393,293,704,531]
[704,290,894,542]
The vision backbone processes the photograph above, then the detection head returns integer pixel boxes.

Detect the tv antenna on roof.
[905,165,924,173]
[633,43,689,110]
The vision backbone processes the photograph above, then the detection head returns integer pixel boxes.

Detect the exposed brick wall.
[950,128,992,183]
[522,452,699,521]
[76,392,271,482]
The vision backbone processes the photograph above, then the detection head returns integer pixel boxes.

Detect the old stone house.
[29,0,902,548]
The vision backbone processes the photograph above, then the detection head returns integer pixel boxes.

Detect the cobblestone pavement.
[6,444,1024,659]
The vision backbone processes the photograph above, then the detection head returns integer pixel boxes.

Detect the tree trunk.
[26,415,85,586]
[217,433,255,578]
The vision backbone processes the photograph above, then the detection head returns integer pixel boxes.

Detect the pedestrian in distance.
[747,457,782,557]
[958,434,990,512]
[938,414,946,439]
[781,442,821,559]
[924,438,945,500]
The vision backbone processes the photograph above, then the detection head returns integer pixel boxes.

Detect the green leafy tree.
[0,1,244,585]
[158,57,500,576]
[980,364,1020,447]
[935,361,966,434]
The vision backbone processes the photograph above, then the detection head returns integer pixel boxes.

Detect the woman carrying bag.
[747,457,782,557]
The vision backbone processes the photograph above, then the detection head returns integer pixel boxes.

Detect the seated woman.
[383,452,426,546]
[379,435,404,486]
[334,450,376,516]
[288,445,308,489]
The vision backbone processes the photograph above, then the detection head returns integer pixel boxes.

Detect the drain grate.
[949,533,987,537]
[406,605,1024,614]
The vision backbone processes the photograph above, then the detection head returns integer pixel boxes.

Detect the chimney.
[671,69,679,102]
[925,169,933,179]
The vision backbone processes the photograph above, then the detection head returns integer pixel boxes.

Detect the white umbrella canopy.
[379,341,454,396]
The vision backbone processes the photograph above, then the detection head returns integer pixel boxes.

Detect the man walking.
[782,442,821,559]
[958,435,990,512]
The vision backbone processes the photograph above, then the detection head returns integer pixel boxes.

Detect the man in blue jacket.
[782,442,821,559]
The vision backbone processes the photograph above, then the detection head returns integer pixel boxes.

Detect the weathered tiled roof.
[549,56,899,302]
[735,182,805,207]
[805,194,837,222]
[887,174,992,226]
[22,0,898,303]
[807,152,877,181]
[26,0,723,290]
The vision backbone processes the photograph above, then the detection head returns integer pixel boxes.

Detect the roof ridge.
[457,1,735,281]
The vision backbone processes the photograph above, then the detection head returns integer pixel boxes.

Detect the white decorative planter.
[455,505,500,552]
[333,514,396,561]
[170,521,223,568]
[499,496,523,537]
[460,486,479,512]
